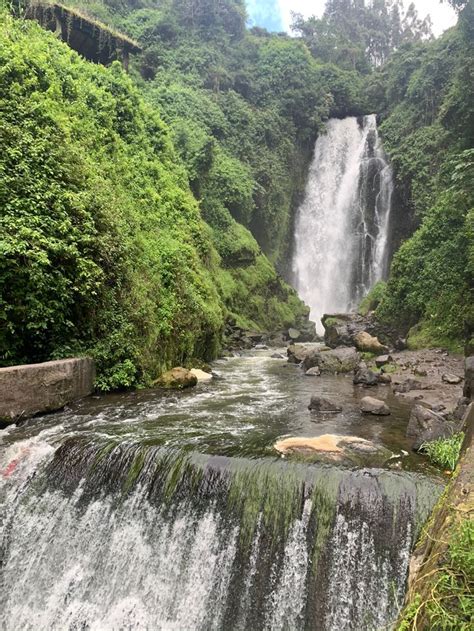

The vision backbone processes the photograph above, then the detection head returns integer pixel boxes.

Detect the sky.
[246,0,458,37]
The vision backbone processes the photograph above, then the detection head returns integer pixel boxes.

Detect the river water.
[0,350,442,631]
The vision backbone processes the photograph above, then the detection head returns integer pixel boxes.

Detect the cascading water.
[292,115,394,332]
[1,438,438,631]
[0,352,442,631]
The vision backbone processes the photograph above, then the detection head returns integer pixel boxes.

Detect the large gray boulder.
[302,346,360,373]
[321,312,396,349]
[353,368,379,386]
[406,404,456,450]
[308,396,342,412]
[360,396,390,416]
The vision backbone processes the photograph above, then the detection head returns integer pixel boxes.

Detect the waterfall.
[292,115,393,332]
[0,436,440,631]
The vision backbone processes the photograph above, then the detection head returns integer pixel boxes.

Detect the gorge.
[0,1,472,630]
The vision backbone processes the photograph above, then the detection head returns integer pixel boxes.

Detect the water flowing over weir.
[1,440,438,630]
[292,115,393,331]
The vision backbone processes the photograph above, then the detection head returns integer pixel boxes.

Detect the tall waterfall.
[1,436,440,631]
[292,115,393,332]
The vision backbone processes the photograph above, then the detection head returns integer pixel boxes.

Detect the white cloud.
[276,0,458,36]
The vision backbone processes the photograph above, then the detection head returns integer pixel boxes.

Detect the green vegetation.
[398,518,474,631]
[0,10,227,389]
[372,3,474,350]
[0,5,310,389]
[420,433,465,472]
[359,281,387,315]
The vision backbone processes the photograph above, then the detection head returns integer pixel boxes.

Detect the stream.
[0,349,443,631]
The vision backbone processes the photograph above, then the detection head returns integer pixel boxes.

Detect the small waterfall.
[0,437,440,631]
[292,115,393,332]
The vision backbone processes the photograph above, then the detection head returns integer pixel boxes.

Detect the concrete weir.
[0,358,95,424]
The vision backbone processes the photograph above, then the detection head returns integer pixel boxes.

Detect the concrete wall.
[0,358,95,424]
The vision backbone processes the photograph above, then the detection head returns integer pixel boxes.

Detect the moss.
[359,281,387,316]
[407,322,464,354]
[323,317,341,328]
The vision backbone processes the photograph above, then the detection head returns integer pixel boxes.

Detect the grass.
[397,519,474,631]
[420,433,465,472]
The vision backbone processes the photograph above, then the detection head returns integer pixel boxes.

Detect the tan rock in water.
[274,434,392,466]
[274,434,380,455]
[274,435,345,455]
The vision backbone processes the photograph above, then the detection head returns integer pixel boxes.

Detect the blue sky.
[246,1,458,36]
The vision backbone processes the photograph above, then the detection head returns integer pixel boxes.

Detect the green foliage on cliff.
[373,13,474,350]
[0,11,227,388]
[54,0,369,269]
[0,10,308,388]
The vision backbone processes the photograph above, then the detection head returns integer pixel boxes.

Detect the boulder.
[377,373,392,384]
[354,331,388,355]
[393,378,433,393]
[375,354,392,368]
[254,343,268,350]
[287,344,312,364]
[302,346,360,373]
[406,404,456,450]
[442,373,463,385]
[464,356,474,399]
[308,396,342,412]
[305,367,321,377]
[288,328,301,341]
[156,367,197,389]
[353,368,379,386]
[395,337,407,350]
[360,396,390,416]
[273,434,391,465]
[322,315,356,348]
[189,368,213,383]
[453,397,470,421]
[271,352,285,359]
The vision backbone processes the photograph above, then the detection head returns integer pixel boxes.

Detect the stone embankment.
[0,358,95,425]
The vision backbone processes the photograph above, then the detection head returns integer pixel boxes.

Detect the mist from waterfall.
[292,115,393,332]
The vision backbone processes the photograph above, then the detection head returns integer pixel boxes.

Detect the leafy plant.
[420,433,465,471]
[397,519,474,630]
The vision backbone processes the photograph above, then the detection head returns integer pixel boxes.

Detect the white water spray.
[292,115,393,332]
